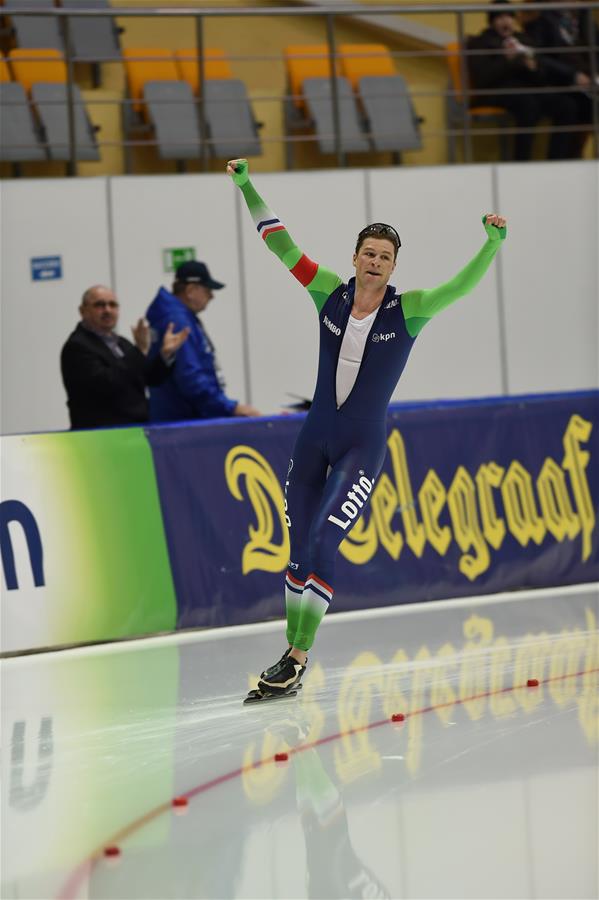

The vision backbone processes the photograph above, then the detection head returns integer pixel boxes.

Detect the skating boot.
[260,647,308,679]
[244,654,306,704]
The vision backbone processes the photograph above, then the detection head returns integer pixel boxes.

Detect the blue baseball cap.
[175,260,225,290]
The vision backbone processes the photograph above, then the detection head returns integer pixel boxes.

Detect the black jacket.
[60,322,169,429]
[524,10,599,81]
[467,28,540,92]
[466,26,575,98]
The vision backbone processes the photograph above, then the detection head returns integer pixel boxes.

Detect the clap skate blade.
[243,684,303,705]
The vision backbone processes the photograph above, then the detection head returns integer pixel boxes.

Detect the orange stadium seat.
[122,47,179,112]
[282,44,370,162]
[338,43,396,89]
[7,48,99,161]
[174,48,233,92]
[175,47,260,158]
[121,46,259,161]
[339,42,421,156]
[284,44,339,109]
[0,55,11,82]
[8,47,66,93]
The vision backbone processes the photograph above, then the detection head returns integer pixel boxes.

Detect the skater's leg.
[292,440,384,654]
[282,430,328,647]
[253,432,384,699]
[285,571,304,647]
[255,432,328,692]
[291,575,332,655]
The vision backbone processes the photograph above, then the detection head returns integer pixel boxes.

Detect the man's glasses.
[91,301,119,309]
[358,223,401,249]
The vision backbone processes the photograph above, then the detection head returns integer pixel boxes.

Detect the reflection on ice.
[1,584,597,899]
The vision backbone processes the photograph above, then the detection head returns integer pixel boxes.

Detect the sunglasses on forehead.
[358,222,401,248]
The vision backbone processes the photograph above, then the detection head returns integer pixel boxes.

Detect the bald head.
[80,284,119,335]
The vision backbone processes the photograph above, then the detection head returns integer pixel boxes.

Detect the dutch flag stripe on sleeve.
[258,217,286,241]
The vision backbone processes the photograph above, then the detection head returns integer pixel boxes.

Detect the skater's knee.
[307,531,335,582]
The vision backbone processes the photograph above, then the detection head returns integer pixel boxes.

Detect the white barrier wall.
[1,161,598,435]
[369,165,504,401]
[0,178,112,434]
[496,161,599,394]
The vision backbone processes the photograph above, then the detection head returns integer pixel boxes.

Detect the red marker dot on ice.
[392,713,405,722]
[275,752,288,762]
[527,678,540,687]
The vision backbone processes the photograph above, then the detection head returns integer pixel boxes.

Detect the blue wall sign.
[30,256,62,281]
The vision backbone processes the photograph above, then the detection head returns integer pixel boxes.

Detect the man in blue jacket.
[146,260,261,421]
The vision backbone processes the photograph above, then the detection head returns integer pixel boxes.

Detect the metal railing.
[1,2,598,174]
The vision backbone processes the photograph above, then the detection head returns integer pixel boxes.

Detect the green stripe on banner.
[65,427,177,639]
[1,427,177,652]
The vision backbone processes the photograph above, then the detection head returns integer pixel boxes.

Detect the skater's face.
[353,238,397,289]
[80,286,119,335]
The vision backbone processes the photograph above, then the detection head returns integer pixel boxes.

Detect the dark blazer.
[60,322,169,429]
[467,25,583,98]
[466,27,542,94]
[524,11,599,81]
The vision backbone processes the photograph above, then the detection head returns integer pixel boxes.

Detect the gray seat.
[61,0,122,62]
[203,79,261,158]
[0,82,46,161]
[144,80,202,159]
[5,0,64,52]
[302,76,369,153]
[358,75,422,153]
[31,82,100,160]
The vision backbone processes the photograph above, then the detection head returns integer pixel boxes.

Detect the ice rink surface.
[2,583,598,900]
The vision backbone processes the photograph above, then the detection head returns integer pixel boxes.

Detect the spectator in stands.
[61,284,189,430]
[146,260,261,421]
[466,0,584,159]
[522,0,598,157]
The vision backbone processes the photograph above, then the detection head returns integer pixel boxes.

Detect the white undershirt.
[335,309,377,407]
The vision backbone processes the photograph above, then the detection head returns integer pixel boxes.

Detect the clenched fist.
[482,213,507,240]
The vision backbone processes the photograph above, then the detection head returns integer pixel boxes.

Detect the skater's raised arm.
[227,158,343,314]
[401,214,507,337]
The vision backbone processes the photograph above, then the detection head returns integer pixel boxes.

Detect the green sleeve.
[234,163,342,314]
[401,218,506,338]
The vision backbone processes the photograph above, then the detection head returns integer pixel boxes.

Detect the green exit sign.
[163,247,196,273]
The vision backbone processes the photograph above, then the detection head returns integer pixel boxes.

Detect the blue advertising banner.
[147,391,599,630]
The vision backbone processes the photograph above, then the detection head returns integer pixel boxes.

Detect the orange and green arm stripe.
[232,160,342,314]
[401,216,507,337]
